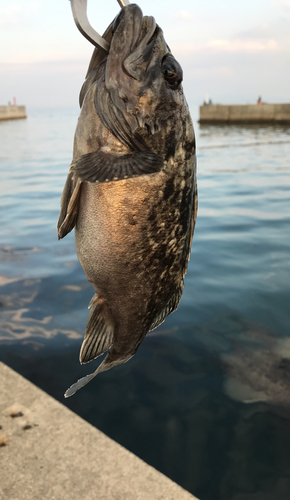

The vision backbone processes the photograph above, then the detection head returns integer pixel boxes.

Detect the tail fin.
[64,352,132,398]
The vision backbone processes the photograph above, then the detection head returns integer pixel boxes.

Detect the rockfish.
[57,4,197,397]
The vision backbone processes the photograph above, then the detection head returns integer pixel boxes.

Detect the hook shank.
[70,0,130,52]
[117,0,130,6]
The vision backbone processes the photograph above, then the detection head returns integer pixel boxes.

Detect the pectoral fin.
[70,150,163,184]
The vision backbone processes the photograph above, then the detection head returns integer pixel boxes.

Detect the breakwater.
[0,105,27,121]
[199,103,290,124]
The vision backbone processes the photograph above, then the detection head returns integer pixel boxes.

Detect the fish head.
[104,4,185,136]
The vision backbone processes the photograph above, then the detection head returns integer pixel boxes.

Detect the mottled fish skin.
[57,4,197,397]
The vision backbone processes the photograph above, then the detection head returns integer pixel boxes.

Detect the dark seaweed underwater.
[0,106,290,500]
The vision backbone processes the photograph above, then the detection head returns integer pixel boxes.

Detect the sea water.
[0,106,290,500]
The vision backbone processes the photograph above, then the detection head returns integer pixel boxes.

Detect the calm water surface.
[0,107,290,500]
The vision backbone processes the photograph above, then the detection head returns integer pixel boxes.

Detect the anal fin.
[64,306,134,397]
[79,295,114,364]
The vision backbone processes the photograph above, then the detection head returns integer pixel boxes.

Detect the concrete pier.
[199,103,290,124]
[0,105,27,121]
[0,362,199,500]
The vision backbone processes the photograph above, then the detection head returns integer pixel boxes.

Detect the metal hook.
[70,0,130,53]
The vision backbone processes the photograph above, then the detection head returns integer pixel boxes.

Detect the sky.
[0,0,290,109]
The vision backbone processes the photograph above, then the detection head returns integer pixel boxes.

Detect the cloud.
[172,17,290,58]
[233,18,290,48]
[174,10,195,21]
[208,38,279,52]
[172,38,279,58]
[0,2,39,27]
[234,24,276,40]
[0,60,87,107]
[274,0,290,12]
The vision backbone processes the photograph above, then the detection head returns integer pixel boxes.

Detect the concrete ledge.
[0,362,198,500]
[199,103,290,124]
[0,105,27,121]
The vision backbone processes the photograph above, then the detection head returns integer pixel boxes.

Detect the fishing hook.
[70,0,130,53]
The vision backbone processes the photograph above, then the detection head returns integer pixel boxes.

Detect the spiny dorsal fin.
[70,150,163,184]
[182,172,198,278]
[79,295,114,364]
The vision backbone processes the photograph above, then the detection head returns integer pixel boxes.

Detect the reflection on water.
[0,108,290,500]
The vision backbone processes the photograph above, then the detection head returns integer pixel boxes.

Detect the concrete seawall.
[0,105,27,121]
[199,103,290,124]
[0,362,199,500]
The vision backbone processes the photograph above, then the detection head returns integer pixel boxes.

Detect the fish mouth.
[111,6,158,81]
[102,5,163,137]
[111,5,157,47]
[93,4,183,149]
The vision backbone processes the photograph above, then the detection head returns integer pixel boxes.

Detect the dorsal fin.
[149,285,183,331]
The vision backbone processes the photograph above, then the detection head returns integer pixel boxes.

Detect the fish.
[57,4,197,397]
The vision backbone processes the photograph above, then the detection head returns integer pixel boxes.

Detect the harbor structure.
[199,103,290,124]
[0,105,27,121]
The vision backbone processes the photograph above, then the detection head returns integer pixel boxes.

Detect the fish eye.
[162,56,183,90]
